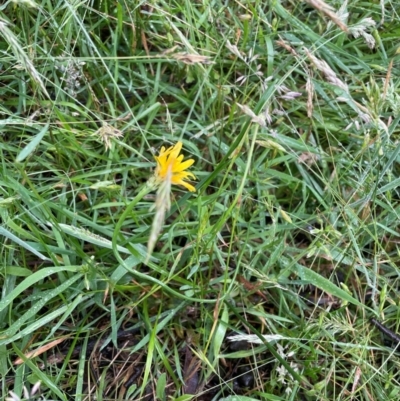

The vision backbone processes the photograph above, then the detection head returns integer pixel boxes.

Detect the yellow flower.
[154,141,196,192]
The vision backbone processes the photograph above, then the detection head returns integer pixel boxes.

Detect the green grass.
[1,0,400,400]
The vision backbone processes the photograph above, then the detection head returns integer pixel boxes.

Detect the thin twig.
[370,318,400,344]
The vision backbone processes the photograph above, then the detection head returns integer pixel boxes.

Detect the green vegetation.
[1,0,400,400]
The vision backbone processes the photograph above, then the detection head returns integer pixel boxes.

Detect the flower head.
[95,123,123,150]
[154,141,196,192]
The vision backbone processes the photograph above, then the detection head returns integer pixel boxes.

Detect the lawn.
[1,0,400,400]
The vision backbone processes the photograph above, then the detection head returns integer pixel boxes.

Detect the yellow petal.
[172,170,196,180]
[178,180,196,192]
[172,158,195,172]
[153,141,195,192]
[170,141,183,159]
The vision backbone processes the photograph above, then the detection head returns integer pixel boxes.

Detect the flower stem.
[112,180,155,262]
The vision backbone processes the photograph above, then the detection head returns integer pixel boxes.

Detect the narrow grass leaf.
[174,396,194,401]
[48,295,87,338]
[58,223,131,254]
[110,254,142,284]
[0,266,80,314]
[2,274,82,339]
[12,344,67,401]
[225,301,310,387]
[295,263,374,312]
[75,335,89,401]
[213,304,229,363]
[110,294,118,348]
[0,20,50,98]
[16,124,49,162]
[377,177,400,194]
[141,317,157,397]
[0,226,50,261]
[156,372,167,401]
[126,384,138,399]
[273,132,322,153]
[219,396,267,401]
[13,336,69,365]
[379,144,400,182]
[132,301,187,353]
[0,344,7,376]
[1,305,69,346]
[4,266,32,276]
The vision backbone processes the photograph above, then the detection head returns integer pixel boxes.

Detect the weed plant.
[1,1,400,400]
